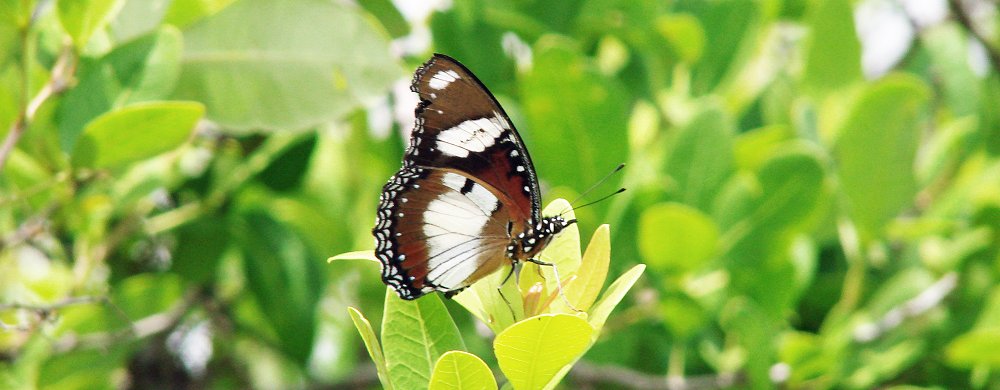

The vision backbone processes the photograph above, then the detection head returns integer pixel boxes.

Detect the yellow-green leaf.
[428,351,496,390]
[349,307,394,390]
[494,314,593,390]
[521,199,581,294]
[328,250,378,263]
[550,224,610,313]
[589,264,645,333]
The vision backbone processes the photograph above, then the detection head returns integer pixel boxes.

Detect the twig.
[853,272,958,343]
[569,361,743,390]
[949,0,1000,75]
[0,38,76,172]
[50,289,200,353]
[0,295,106,312]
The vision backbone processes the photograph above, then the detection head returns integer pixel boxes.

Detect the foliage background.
[1,0,1000,388]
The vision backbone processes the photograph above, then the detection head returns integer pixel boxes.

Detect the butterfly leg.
[525,259,582,312]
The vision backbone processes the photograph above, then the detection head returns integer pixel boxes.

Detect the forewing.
[405,54,541,223]
[374,167,510,299]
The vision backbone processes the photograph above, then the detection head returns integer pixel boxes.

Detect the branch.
[0,295,106,312]
[0,38,76,172]
[569,361,743,390]
[949,0,1000,75]
[0,295,106,333]
[853,272,958,343]
[50,289,200,353]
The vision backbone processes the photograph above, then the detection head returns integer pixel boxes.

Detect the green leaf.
[589,264,646,333]
[520,37,629,196]
[240,211,323,365]
[551,224,610,313]
[57,0,124,49]
[349,307,394,390]
[58,26,184,152]
[429,351,496,390]
[173,0,401,131]
[639,203,719,273]
[494,314,593,390]
[802,0,861,92]
[663,107,734,211]
[328,250,378,263]
[71,101,203,169]
[382,290,466,390]
[834,74,930,240]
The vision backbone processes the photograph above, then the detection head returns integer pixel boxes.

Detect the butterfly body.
[373,54,574,300]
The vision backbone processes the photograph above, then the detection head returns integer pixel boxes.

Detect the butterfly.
[373,54,575,300]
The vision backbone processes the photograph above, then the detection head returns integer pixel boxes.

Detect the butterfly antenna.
[561,188,626,217]
[567,163,625,207]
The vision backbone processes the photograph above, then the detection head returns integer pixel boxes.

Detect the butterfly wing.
[406,54,542,223]
[375,167,511,299]
[374,54,545,299]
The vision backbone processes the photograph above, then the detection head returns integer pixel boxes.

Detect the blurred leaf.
[802,0,861,92]
[664,107,734,211]
[240,211,323,365]
[39,347,132,389]
[734,125,794,171]
[163,0,236,28]
[56,0,124,49]
[520,37,629,195]
[174,0,401,131]
[660,294,707,339]
[71,101,203,169]
[923,23,980,116]
[946,329,1000,368]
[589,264,645,333]
[382,290,466,390]
[679,1,760,93]
[359,0,409,38]
[723,149,825,314]
[495,314,593,390]
[112,273,184,319]
[655,14,705,64]
[0,1,35,27]
[639,202,719,273]
[349,307,394,390]
[58,26,184,151]
[172,215,229,283]
[110,0,170,41]
[429,1,513,88]
[915,116,977,186]
[834,74,930,240]
[846,340,925,389]
[429,351,496,390]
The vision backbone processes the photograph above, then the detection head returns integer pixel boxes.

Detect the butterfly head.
[507,216,577,260]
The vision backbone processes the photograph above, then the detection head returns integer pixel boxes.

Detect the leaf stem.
[0,38,76,172]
